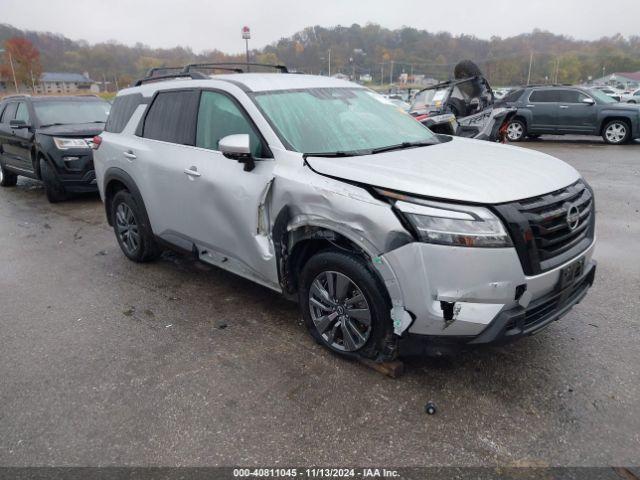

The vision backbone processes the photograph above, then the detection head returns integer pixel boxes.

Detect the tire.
[298,250,391,359]
[602,120,631,145]
[453,60,483,79]
[0,163,18,187]
[111,190,161,262]
[506,119,527,142]
[39,157,67,203]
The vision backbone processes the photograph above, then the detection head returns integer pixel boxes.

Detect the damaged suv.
[94,65,596,359]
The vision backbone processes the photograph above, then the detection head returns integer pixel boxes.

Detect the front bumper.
[378,238,596,353]
[46,149,97,193]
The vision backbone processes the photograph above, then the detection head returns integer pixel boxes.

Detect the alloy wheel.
[308,271,372,352]
[507,122,524,141]
[605,123,627,144]
[115,203,140,255]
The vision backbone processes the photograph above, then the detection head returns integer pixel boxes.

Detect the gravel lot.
[0,136,639,467]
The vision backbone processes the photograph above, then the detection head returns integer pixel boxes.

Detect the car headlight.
[53,137,91,150]
[379,191,512,248]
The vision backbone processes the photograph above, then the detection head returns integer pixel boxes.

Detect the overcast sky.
[3,0,639,54]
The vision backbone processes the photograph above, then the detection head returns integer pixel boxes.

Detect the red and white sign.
[242,26,251,40]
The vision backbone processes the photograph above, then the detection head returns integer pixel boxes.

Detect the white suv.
[93,65,596,359]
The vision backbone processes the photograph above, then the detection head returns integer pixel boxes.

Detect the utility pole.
[0,48,19,92]
[526,51,533,85]
[380,63,384,87]
[328,49,331,77]
[389,60,394,85]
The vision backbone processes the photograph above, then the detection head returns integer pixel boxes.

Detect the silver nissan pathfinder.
[93,65,596,360]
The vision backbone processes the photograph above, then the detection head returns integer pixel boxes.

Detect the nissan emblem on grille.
[566,204,581,231]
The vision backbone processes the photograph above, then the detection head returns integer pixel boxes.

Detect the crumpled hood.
[37,123,104,137]
[306,137,581,204]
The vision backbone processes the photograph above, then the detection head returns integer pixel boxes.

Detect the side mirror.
[10,119,30,129]
[582,97,595,105]
[219,134,255,172]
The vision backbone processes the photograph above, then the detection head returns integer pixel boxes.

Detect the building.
[590,72,640,89]
[35,72,100,95]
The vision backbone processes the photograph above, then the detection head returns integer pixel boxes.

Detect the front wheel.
[602,120,630,145]
[0,163,18,187]
[39,158,67,203]
[298,251,391,359]
[506,119,526,142]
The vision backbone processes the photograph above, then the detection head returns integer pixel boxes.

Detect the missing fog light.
[440,301,455,321]
[515,284,527,301]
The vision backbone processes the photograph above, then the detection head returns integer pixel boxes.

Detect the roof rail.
[182,62,289,74]
[133,72,209,87]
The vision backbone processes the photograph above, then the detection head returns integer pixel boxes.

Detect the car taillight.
[91,135,102,150]
[414,114,429,122]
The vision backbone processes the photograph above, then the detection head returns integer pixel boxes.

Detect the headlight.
[390,196,512,248]
[53,137,91,150]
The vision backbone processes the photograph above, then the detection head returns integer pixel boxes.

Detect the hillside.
[2,22,639,86]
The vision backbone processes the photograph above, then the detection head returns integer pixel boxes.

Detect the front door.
[184,90,277,288]
[555,90,598,134]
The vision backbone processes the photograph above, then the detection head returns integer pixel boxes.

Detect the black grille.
[494,180,595,275]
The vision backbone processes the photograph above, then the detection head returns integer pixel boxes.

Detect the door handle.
[123,151,136,160]
[525,104,535,108]
[183,167,201,177]
[559,105,569,109]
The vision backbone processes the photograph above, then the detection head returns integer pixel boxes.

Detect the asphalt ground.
[0,136,638,467]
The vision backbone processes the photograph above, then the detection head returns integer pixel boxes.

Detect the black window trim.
[1,102,19,123]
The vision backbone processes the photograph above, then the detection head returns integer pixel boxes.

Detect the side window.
[106,94,145,133]
[556,90,581,103]
[635,91,640,97]
[196,91,264,157]
[529,90,559,103]
[15,102,30,122]
[501,89,524,103]
[0,103,18,123]
[142,90,199,145]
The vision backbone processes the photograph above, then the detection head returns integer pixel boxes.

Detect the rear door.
[526,89,559,133]
[556,89,598,134]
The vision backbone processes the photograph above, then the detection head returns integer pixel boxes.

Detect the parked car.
[621,89,640,104]
[0,95,110,201]
[94,65,596,359]
[500,85,640,144]
[589,86,621,102]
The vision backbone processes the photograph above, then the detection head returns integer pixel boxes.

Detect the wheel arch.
[103,167,147,226]
[600,116,631,135]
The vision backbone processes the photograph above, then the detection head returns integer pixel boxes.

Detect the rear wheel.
[0,163,18,187]
[298,251,390,359]
[39,158,67,203]
[602,120,630,145]
[506,119,527,142]
[111,190,160,262]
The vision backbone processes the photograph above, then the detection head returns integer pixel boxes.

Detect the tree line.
[2,22,639,90]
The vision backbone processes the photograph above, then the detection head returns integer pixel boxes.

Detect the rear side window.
[142,90,199,145]
[529,90,559,103]
[105,94,145,133]
[0,103,18,123]
[556,90,584,103]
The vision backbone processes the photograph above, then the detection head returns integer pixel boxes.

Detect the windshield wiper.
[303,150,366,159]
[368,140,437,155]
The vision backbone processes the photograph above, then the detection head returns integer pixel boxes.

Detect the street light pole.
[242,26,251,72]
[328,49,331,77]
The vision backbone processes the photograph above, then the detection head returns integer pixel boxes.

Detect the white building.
[590,72,640,89]
[35,72,100,95]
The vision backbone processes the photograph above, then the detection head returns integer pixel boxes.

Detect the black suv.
[500,86,640,144]
[0,95,110,202]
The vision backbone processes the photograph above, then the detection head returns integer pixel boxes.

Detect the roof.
[40,72,95,83]
[120,73,359,96]
[612,72,640,82]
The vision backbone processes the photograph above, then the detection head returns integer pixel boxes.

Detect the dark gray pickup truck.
[500,85,640,144]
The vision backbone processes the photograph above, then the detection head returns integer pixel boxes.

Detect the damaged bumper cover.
[377,238,596,354]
